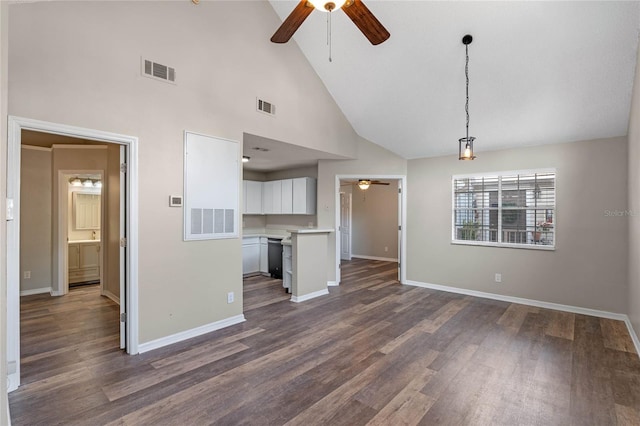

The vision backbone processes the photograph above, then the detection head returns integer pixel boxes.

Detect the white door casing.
[6,116,139,392]
[334,175,407,286]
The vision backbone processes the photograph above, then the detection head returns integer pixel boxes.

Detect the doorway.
[6,116,139,392]
[335,175,407,285]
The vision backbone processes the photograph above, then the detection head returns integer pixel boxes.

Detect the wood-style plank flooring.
[9,259,640,425]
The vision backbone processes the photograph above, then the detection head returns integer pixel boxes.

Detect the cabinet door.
[245,181,263,214]
[259,239,268,273]
[292,177,317,214]
[242,243,260,274]
[68,244,80,270]
[281,179,293,214]
[79,243,100,269]
[263,181,282,214]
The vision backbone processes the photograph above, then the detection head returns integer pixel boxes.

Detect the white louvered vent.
[257,98,276,116]
[141,58,176,84]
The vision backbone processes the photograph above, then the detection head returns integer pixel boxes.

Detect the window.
[452,170,555,249]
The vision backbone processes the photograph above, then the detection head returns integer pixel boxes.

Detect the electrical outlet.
[495,273,502,283]
[384,246,388,252]
[227,292,234,304]
[23,271,31,279]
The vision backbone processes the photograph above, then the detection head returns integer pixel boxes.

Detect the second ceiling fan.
[271,0,390,45]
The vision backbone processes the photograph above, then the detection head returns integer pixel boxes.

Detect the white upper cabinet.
[263,180,282,214]
[243,180,263,214]
[292,177,316,215]
[242,177,316,216]
[281,179,293,214]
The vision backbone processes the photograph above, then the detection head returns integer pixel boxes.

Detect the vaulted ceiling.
[269,1,640,159]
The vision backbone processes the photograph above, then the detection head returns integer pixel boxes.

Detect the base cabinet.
[282,244,292,292]
[68,242,101,284]
[242,237,260,275]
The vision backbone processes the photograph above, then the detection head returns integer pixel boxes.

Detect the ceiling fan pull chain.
[328,11,333,62]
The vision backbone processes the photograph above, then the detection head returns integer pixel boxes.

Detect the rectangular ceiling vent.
[257,98,276,116]
[141,57,176,84]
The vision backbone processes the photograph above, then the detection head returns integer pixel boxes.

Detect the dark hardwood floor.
[9,259,640,425]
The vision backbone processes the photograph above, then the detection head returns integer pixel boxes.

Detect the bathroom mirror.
[73,192,101,230]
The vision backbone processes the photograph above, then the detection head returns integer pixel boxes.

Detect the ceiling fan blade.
[372,182,390,185]
[342,0,390,45]
[271,0,315,44]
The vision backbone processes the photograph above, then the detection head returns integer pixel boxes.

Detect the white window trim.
[451,168,556,251]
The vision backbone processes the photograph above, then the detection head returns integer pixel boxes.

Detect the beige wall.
[1,0,8,421]
[20,147,52,292]
[628,42,640,333]
[8,1,360,344]
[407,137,628,313]
[351,182,399,260]
[318,136,408,282]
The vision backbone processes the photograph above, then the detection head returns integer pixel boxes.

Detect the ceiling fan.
[271,0,390,46]
[341,179,390,190]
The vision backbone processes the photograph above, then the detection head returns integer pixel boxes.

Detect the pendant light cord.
[465,43,470,142]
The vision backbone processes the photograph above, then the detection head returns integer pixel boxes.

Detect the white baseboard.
[102,289,120,305]
[291,289,329,303]
[352,254,398,262]
[327,281,338,287]
[624,318,640,356]
[20,287,51,296]
[50,290,64,296]
[404,279,628,321]
[138,314,246,354]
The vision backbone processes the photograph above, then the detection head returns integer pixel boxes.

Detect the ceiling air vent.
[257,98,276,116]
[141,58,176,84]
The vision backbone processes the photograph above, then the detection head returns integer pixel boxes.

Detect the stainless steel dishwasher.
[267,238,283,279]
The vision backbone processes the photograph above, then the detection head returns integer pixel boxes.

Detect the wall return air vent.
[257,98,276,116]
[141,57,176,84]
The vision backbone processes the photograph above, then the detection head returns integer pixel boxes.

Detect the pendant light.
[459,34,476,160]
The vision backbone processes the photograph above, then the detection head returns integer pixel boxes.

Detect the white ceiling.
[243,132,348,171]
[269,1,640,159]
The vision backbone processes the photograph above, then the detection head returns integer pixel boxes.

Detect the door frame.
[334,175,407,285]
[6,116,140,392]
[58,169,105,297]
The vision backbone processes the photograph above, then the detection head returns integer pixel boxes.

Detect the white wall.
[20,147,52,293]
[407,137,628,313]
[628,41,640,333]
[8,1,360,344]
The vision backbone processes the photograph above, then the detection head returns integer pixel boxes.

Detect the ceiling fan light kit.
[459,34,477,161]
[270,0,390,46]
[358,179,371,190]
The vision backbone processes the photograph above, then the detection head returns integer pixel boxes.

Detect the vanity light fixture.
[69,177,83,187]
[93,180,102,188]
[83,179,94,188]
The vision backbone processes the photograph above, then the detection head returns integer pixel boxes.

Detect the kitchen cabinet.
[242,237,260,275]
[68,241,101,284]
[263,180,282,214]
[259,237,268,274]
[243,180,263,215]
[281,179,293,214]
[282,242,292,292]
[292,177,316,214]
